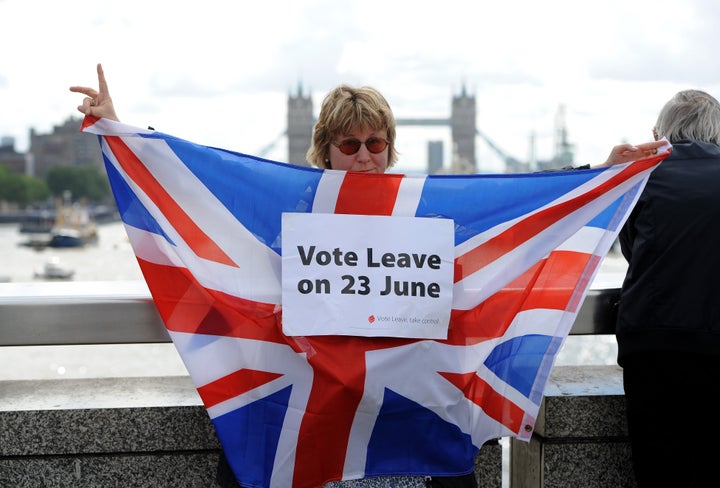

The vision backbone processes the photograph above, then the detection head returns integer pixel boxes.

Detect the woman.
[71,63,666,488]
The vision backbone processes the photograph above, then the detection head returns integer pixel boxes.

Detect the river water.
[0,220,625,378]
[0,221,144,283]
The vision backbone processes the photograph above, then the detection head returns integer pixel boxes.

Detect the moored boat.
[48,226,98,248]
[33,256,75,280]
[47,198,99,248]
[19,210,55,234]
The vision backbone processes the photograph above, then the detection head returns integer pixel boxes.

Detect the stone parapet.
[510,365,635,488]
[0,376,221,487]
[0,376,501,487]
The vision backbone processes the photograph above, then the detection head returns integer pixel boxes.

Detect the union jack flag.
[82,117,669,488]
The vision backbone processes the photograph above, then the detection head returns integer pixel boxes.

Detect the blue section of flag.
[366,389,479,476]
[167,138,323,254]
[213,386,292,488]
[485,334,557,398]
[419,171,602,245]
[103,156,172,243]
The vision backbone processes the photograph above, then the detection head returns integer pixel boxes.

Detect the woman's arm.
[69,63,119,121]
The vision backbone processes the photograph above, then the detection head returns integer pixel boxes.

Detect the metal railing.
[0,281,620,346]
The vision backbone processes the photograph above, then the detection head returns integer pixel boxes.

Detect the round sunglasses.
[332,137,388,155]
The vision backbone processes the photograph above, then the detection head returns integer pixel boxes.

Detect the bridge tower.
[451,85,476,171]
[287,83,314,166]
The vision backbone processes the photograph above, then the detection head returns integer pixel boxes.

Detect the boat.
[18,233,52,249]
[19,209,55,234]
[33,256,75,280]
[48,227,97,248]
[47,198,99,248]
[17,209,54,248]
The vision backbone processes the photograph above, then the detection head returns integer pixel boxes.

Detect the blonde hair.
[306,84,398,169]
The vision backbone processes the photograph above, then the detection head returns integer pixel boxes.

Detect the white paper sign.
[281,213,454,339]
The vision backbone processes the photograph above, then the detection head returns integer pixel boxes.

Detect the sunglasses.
[332,137,388,155]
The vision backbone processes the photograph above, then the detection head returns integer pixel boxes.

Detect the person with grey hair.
[615,89,720,488]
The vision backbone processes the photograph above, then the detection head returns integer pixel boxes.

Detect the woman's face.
[328,127,389,174]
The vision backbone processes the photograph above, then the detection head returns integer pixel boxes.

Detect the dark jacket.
[616,139,720,365]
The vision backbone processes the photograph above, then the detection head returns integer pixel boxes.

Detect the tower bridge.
[263,84,573,173]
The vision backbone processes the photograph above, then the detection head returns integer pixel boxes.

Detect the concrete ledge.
[510,365,635,488]
[1,376,502,487]
[0,453,224,488]
[0,376,201,412]
[0,376,223,487]
[535,365,627,438]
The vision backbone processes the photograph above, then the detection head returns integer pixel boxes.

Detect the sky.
[2,0,720,173]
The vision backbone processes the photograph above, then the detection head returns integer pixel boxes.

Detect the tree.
[0,163,50,205]
[46,166,110,202]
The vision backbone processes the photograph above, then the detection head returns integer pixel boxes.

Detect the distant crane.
[551,104,575,169]
[477,104,575,173]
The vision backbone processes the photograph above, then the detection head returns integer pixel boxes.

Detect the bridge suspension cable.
[257,130,288,158]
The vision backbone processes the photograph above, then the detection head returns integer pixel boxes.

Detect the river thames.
[0,220,143,283]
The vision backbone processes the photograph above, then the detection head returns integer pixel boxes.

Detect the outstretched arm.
[69,63,119,121]
[595,140,669,168]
